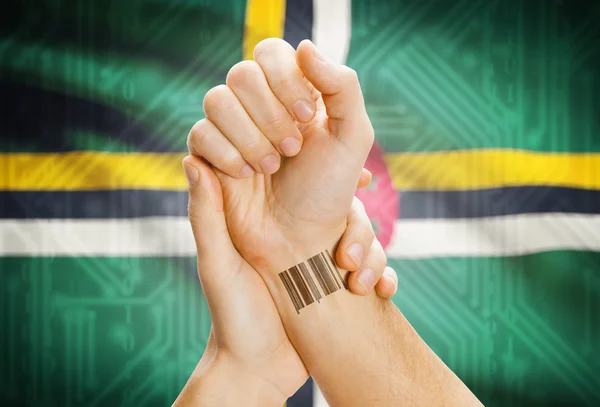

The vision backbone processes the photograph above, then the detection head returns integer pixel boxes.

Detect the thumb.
[296,39,370,138]
[182,155,243,291]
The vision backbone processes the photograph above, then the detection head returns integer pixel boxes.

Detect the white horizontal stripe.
[0,218,196,256]
[386,213,600,258]
[1,214,600,257]
[312,0,351,65]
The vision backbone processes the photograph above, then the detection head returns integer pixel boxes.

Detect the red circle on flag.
[354,142,399,250]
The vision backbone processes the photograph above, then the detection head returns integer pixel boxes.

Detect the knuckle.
[226,60,261,88]
[187,120,208,152]
[370,240,387,268]
[341,65,359,83]
[253,37,291,62]
[242,138,272,160]
[362,223,376,245]
[264,114,288,132]
[203,84,230,115]
[365,223,376,243]
[270,76,294,94]
[214,151,241,170]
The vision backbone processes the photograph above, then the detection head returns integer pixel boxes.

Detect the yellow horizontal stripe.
[243,0,286,61]
[1,150,600,191]
[385,149,600,191]
[0,152,187,191]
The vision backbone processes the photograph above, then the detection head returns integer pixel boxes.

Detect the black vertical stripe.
[309,256,331,296]
[283,0,313,49]
[279,271,302,314]
[288,265,314,307]
[320,252,341,291]
[298,262,322,302]
[327,250,348,289]
[312,253,337,294]
[279,251,351,314]
[287,378,314,407]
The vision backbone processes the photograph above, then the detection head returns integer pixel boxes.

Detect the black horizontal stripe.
[400,186,600,219]
[2,186,599,220]
[0,80,182,153]
[0,190,189,219]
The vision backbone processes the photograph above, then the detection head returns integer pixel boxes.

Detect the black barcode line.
[322,251,341,292]
[308,256,331,296]
[298,262,322,303]
[288,265,315,307]
[279,251,349,313]
[279,271,302,314]
[310,255,333,294]
[321,252,341,291]
[326,250,348,289]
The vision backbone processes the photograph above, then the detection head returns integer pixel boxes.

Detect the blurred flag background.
[1,0,599,406]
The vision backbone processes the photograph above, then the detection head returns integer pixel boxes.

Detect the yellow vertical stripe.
[243,0,287,60]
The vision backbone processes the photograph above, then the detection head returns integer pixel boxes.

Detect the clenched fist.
[185,38,379,294]
[177,38,398,406]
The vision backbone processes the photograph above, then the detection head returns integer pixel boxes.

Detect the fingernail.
[239,164,254,178]
[357,268,376,291]
[346,243,363,267]
[280,137,302,156]
[260,154,280,174]
[182,162,199,187]
[293,99,314,122]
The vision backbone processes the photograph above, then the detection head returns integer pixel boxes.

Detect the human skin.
[181,38,483,406]
[174,169,398,405]
[174,184,398,406]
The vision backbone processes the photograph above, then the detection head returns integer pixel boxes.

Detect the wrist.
[256,222,347,276]
[260,237,351,317]
[178,352,287,407]
[213,354,287,406]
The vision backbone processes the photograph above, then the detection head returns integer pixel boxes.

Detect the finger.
[226,60,304,157]
[335,197,374,272]
[296,39,372,146]
[187,118,254,179]
[357,168,372,189]
[203,84,281,174]
[181,155,245,293]
[374,267,398,299]
[347,239,387,296]
[254,38,317,124]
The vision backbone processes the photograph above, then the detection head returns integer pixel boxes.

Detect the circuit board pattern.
[1,1,599,406]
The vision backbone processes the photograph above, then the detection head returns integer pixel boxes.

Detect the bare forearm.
[262,243,482,407]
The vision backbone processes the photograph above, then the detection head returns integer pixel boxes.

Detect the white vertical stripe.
[312,0,352,64]
[313,379,329,407]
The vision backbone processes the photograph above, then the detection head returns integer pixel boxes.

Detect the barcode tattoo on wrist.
[279,250,348,313]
